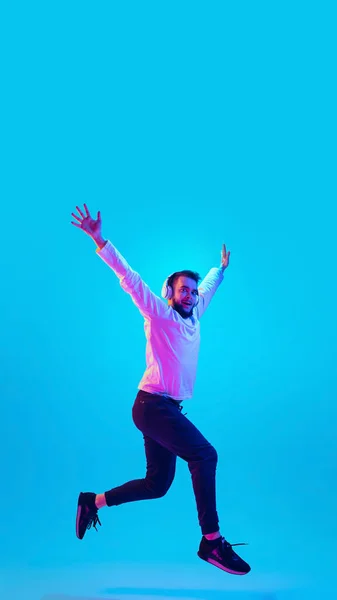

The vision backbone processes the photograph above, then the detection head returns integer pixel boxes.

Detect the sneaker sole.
[197,552,250,575]
[76,492,84,539]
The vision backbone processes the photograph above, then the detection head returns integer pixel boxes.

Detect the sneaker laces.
[228,542,247,547]
[221,537,248,549]
[87,511,101,532]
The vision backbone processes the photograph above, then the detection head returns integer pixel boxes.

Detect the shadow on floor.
[41,591,278,600]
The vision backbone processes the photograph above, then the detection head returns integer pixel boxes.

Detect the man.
[71,203,250,575]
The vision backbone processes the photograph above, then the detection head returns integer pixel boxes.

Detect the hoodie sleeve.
[196,267,225,319]
[96,241,170,319]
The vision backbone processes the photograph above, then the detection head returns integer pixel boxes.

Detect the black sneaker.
[198,536,251,575]
[76,492,101,540]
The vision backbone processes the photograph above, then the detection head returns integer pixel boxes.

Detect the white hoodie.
[97,241,224,401]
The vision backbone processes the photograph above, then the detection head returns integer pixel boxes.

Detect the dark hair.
[167,270,201,292]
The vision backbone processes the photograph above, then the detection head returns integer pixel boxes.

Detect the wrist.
[92,234,107,249]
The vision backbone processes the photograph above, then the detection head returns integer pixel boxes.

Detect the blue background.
[1,1,336,599]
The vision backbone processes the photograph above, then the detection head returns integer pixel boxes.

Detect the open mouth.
[182,302,192,308]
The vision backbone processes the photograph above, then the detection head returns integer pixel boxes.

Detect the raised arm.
[196,244,230,318]
[71,204,169,320]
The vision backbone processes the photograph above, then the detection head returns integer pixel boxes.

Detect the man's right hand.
[71,204,106,248]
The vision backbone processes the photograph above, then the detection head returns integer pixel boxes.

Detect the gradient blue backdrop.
[1,2,336,599]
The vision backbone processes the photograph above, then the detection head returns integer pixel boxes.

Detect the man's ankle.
[95,493,107,509]
[204,531,221,541]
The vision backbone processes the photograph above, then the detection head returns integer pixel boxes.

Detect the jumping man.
[71,203,250,575]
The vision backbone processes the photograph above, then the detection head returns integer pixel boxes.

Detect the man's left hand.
[221,243,230,270]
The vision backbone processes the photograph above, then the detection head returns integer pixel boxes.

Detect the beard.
[171,299,193,319]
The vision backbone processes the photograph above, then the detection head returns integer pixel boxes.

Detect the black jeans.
[105,389,219,535]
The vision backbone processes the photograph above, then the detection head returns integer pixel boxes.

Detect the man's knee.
[205,445,218,464]
[188,444,218,474]
[189,444,218,466]
[145,477,173,499]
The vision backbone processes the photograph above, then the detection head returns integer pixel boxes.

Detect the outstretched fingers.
[71,204,91,228]
[76,205,85,218]
[71,204,98,231]
[71,212,82,223]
